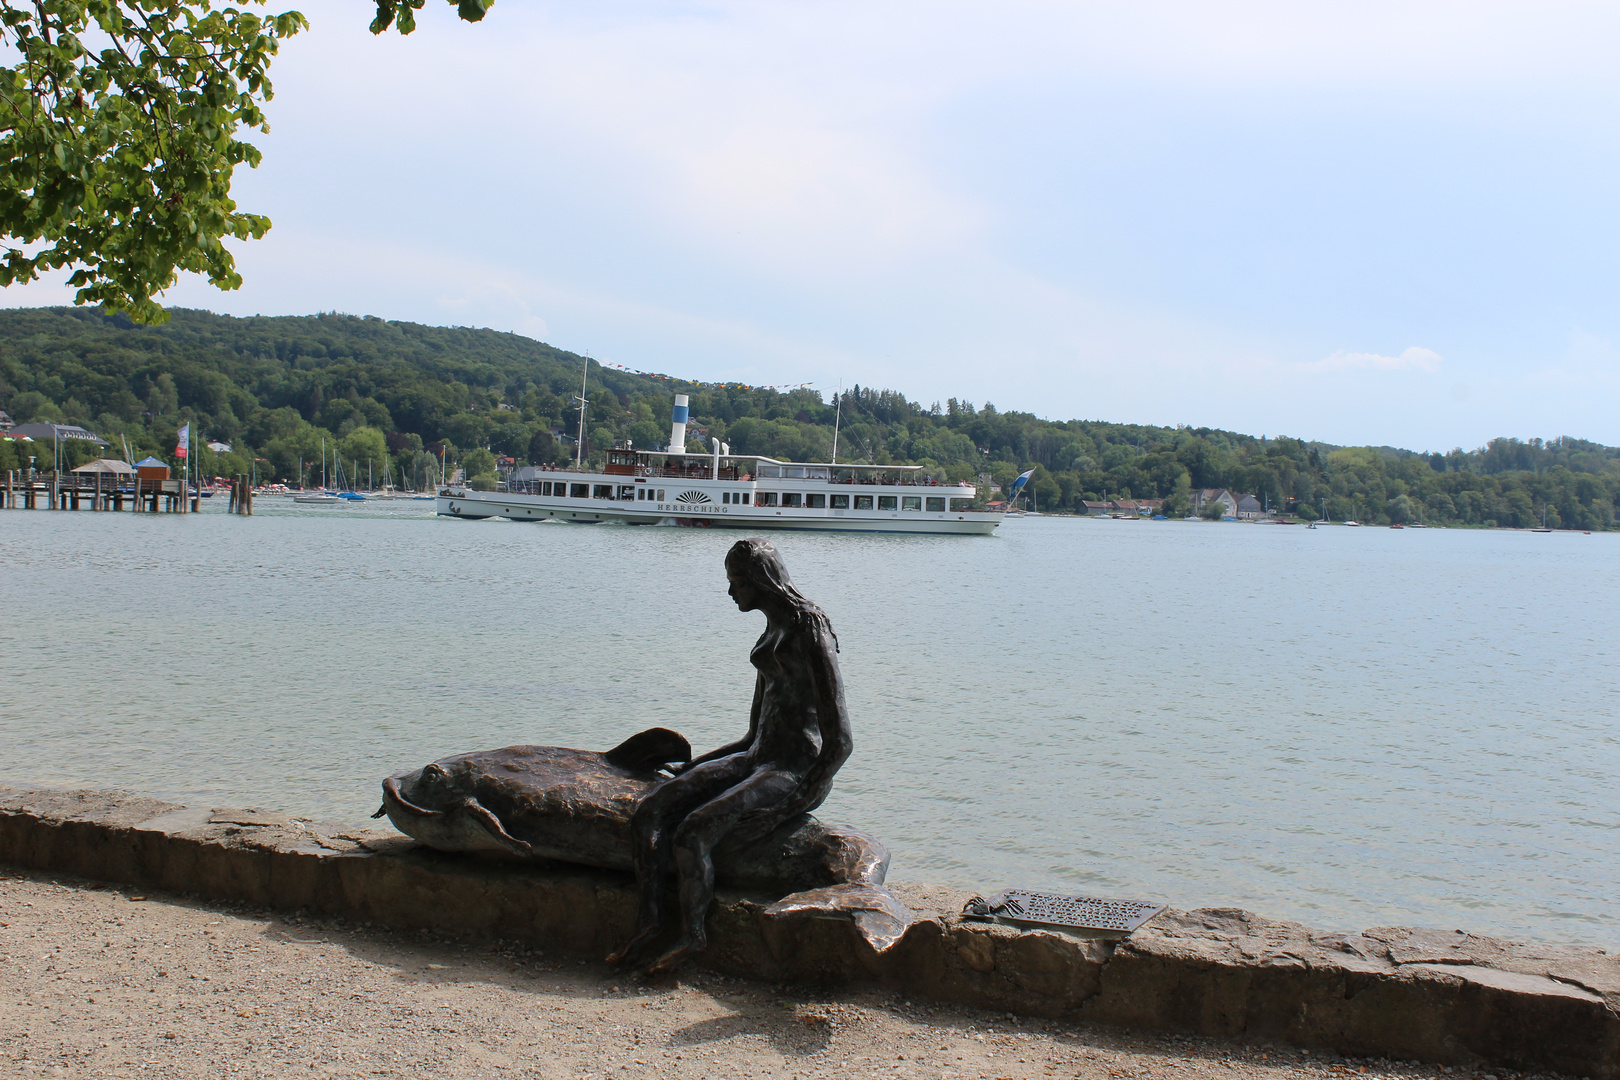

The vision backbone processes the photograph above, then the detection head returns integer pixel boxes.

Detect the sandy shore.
[0,866,1528,1080]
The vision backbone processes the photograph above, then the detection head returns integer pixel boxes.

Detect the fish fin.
[604,727,692,772]
[460,797,533,857]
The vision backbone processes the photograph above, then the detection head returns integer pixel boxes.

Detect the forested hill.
[0,305,1616,529]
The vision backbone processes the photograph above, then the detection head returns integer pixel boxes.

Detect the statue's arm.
[676,670,763,772]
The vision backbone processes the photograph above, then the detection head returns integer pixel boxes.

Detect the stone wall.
[3,785,1616,1076]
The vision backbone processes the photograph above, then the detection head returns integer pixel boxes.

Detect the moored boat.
[436,396,999,535]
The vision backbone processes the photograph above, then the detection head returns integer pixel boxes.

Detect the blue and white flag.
[1007,468,1036,499]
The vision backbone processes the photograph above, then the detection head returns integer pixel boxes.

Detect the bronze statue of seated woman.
[376,538,907,971]
[607,537,853,972]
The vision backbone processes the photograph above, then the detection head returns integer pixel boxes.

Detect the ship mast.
[574,354,589,468]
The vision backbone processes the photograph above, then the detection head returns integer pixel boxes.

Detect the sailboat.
[295,438,349,504]
[334,457,364,500]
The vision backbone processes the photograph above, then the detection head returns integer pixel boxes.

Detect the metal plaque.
[962,889,1164,937]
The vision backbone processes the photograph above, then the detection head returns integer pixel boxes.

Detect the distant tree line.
[0,306,1615,529]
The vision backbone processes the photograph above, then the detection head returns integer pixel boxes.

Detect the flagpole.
[830,380,842,465]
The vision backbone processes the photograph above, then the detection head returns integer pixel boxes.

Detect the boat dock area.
[1,469,199,512]
[0,470,264,514]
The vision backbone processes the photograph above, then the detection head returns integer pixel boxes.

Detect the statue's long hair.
[725,538,838,651]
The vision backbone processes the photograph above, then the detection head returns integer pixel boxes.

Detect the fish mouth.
[374,768,533,858]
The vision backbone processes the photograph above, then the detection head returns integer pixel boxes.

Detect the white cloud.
[1307,346,1443,373]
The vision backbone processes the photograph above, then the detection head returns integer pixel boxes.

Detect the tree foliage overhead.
[0,1,308,323]
[369,0,489,35]
[0,0,491,326]
[1,304,1616,530]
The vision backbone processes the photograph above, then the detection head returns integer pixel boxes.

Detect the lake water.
[2,501,1617,947]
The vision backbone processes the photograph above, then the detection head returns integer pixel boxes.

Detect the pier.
[0,469,196,512]
[0,469,260,513]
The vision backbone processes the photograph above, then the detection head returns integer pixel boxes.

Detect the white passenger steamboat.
[436,395,1001,535]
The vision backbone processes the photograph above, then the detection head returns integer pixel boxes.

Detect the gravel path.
[0,867,1518,1080]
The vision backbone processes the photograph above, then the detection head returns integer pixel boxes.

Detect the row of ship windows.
[521,481,972,512]
[739,492,971,512]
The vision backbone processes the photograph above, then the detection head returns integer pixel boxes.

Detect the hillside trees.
[0,305,1616,528]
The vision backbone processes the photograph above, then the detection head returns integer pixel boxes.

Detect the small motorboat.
[294,492,345,505]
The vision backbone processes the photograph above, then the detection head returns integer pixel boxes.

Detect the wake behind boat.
[437,395,1000,535]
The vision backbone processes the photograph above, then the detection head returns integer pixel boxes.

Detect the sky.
[5,0,1620,450]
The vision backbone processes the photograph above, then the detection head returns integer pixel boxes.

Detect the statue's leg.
[646,769,798,974]
[608,758,747,966]
[606,796,674,966]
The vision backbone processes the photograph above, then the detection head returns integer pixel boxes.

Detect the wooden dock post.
[228,473,253,515]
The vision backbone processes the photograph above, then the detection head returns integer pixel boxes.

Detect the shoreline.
[2,784,1617,1078]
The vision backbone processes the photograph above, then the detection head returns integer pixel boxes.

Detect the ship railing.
[640,465,744,480]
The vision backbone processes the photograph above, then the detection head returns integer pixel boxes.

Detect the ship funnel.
[669,394,689,453]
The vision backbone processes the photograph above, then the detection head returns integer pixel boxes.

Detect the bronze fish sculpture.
[375,727,910,951]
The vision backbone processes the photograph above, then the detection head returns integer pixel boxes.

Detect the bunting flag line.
[597,360,818,393]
